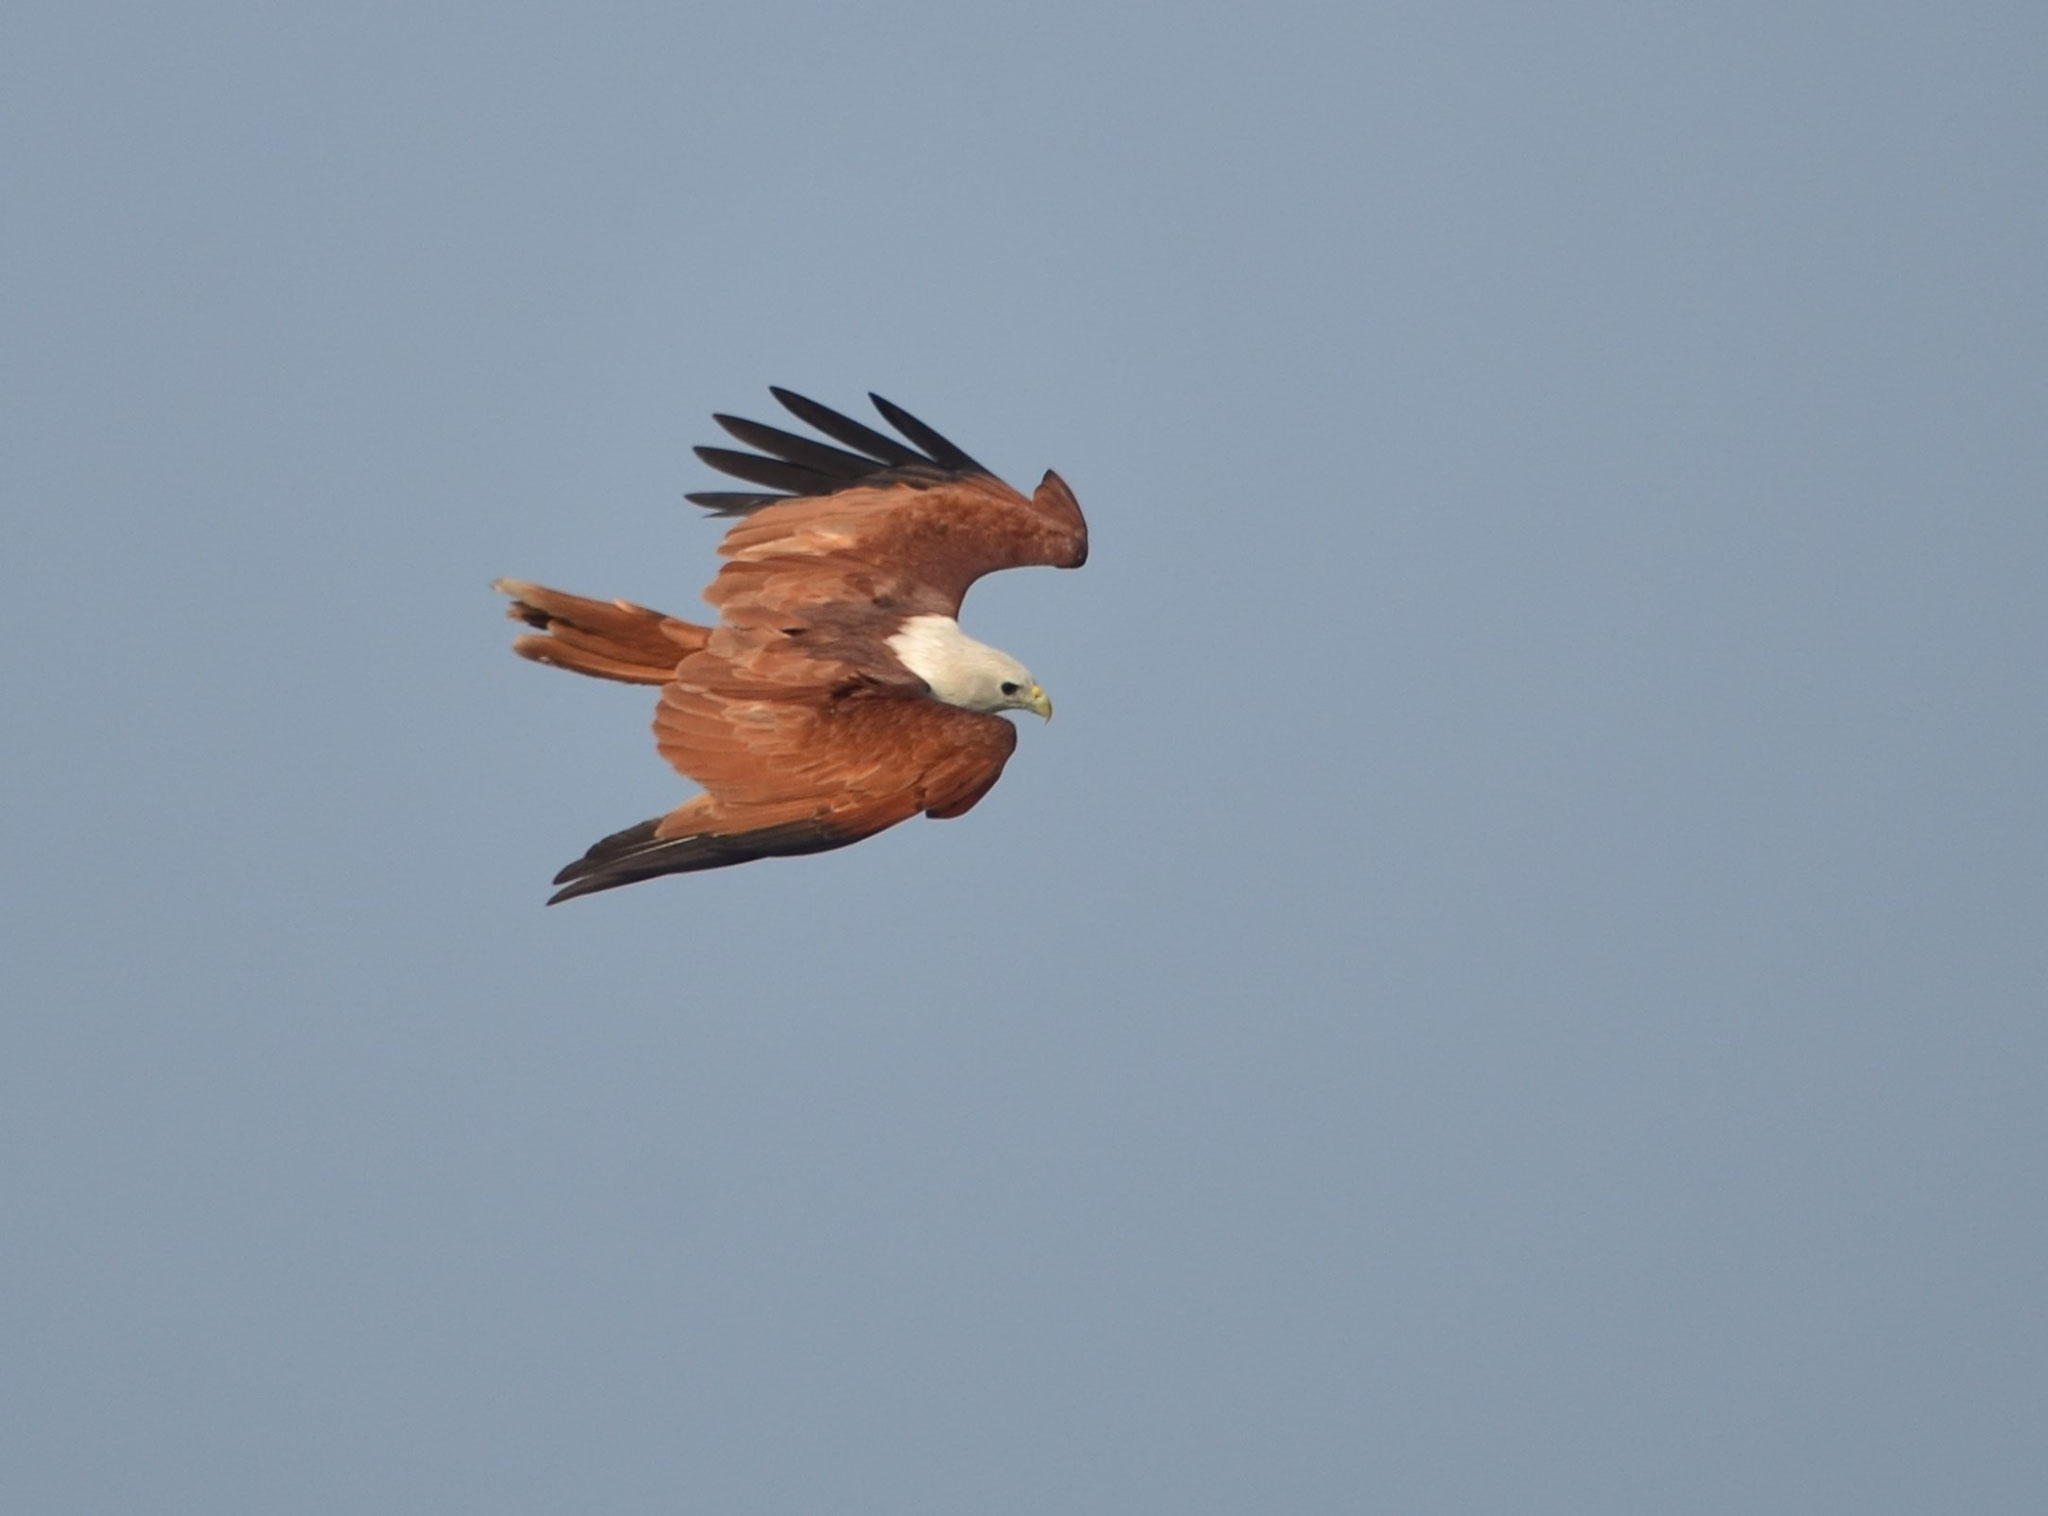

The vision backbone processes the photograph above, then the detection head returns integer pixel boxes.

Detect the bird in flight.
[495,388,1088,903]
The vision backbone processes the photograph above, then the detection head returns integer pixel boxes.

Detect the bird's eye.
[1000,681,1020,695]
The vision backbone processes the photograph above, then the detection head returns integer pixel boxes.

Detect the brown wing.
[687,391,1087,628]
[546,641,1017,903]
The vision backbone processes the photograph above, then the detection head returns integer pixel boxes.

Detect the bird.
[494,388,1088,904]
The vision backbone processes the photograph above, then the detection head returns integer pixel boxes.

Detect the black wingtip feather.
[710,415,876,481]
[545,817,860,903]
[686,388,991,516]
[692,445,835,496]
[768,388,923,467]
[685,490,784,516]
[868,393,988,476]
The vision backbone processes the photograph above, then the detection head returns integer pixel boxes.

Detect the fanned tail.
[493,579,707,685]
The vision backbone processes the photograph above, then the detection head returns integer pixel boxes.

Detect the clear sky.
[5,3,2045,1511]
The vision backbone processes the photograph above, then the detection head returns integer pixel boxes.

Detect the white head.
[886,614,1053,718]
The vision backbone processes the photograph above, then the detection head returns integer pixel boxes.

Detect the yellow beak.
[1025,684,1053,720]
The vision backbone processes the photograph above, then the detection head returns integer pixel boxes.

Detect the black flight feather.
[711,415,878,482]
[687,389,992,517]
[684,490,784,516]
[868,392,988,475]
[769,387,924,467]
[548,816,858,904]
[690,447,831,496]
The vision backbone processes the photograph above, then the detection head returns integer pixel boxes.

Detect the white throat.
[886,614,1032,713]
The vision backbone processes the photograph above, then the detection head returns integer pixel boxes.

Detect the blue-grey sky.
[5,3,2045,1511]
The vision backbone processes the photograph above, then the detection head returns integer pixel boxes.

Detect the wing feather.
[867,392,988,474]
[711,414,879,482]
[547,817,858,904]
[768,387,926,467]
[688,390,988,516]
[691,446,834,497]
[684,489,784,517]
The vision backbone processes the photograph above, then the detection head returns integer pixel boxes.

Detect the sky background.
[5,2,2045,1511]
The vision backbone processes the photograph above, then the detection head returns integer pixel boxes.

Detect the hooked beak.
[1025,684,1053,721]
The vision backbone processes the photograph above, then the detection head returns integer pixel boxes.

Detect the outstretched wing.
[545,662,1018,903]
[689,391,1088,626]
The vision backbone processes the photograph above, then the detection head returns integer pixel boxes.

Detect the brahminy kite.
[496,389,1087,903]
